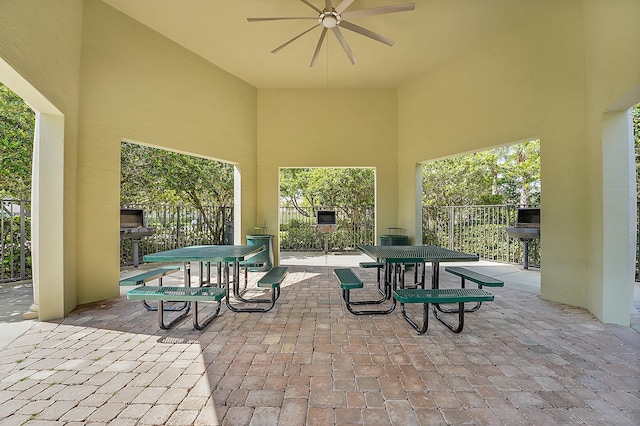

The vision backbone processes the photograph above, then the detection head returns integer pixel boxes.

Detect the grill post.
[505,207,540,270]
[120,208,155,268]
[131,239,140,268]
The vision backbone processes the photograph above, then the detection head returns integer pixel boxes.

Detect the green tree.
[121,142,234,207]
[422,150,503,206]
[422,140,541,207]
[120,142,234,235]
[280,167,374,213]
[497,140,540,207]
[0,83,35,200]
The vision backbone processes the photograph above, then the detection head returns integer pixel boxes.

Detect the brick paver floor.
[0,264,638,425]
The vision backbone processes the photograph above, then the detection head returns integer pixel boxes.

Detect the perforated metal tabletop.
[357,245,478,264]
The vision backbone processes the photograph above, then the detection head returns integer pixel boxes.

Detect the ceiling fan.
[247,0,415,67]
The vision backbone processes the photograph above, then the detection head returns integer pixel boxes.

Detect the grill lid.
[120,208,146,228]
[515,208,540,228]
[120,208,154,238]
[506,207,540,240]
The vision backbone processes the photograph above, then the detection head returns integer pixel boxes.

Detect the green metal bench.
[119,266,180,286]
[393,288,494,334]
[443,266,504,312]
[226,266,287,313]
[127,285,226,330]
[239,260,265,288]
[359,261,385,294]
[334,268,394,315]
[119,266,185,312]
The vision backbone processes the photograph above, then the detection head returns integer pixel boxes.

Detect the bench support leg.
[347,285,388,305]
[226,288,278,313]
[376,266,385,296]
[192,301,222,330]
[435,278,482,314]
[399,302,466,334]
[233,286,279,304]
[399,302,429,334]
[157,300,191,330]
[342,289,396,315]
[141,276,189,312]
[224,263,280,313]
[433,303,465,333]
[143,300,189,312]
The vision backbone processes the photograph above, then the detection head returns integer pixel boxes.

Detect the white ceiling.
[101,0,533,89]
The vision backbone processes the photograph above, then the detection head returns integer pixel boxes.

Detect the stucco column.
[599,110,636,325]
[25,112,66,321]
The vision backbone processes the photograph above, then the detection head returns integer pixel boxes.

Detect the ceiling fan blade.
[331,26,357,65]
[340,20,394,46]
[247,17,317,22]
[325,0,332,11]
[271,24,319,54]
[335,0,356,15]
[300,0,322,14]
[341,3,415,20]
[310,28,328,67]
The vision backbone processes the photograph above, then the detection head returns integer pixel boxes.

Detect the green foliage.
[120,142,234,206]
[120,142,234,236]
[280,168,374,212]
[279,169,375,251]
[279,218,320,250]
[0,83,35,200]
[422,151,501,206]
[279,206,375,251]
[422,140,541,207]
[0,214,32,279]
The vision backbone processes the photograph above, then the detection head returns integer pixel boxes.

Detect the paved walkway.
[0,281,36,352]
[0,255,638,425]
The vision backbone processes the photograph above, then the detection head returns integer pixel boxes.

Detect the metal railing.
[120,203,233,267]
[422,204,541,268]
[1,199,31,283]
[279,206,375,252]
[4,199,640,277]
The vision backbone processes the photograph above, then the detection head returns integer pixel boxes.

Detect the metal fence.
[120,203,233,267]
[5,199,640,278]
[279,206,375,252]
[1,199,31,283]
[422,204,541,268]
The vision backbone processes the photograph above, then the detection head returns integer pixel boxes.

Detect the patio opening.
[421,140,541,269]
[119,141,234,268]
[278,167,375,265]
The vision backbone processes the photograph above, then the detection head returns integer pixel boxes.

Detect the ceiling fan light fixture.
[319,11,340,28]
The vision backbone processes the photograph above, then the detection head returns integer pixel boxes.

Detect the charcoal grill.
[506,208,540,270]
[120,208,155,268]
[316,210,337,253]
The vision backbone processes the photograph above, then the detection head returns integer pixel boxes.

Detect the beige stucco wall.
[0,0,83,319]
[257,89,398,263]
[583,0,640,324]
[398,1,640,325]
[75,0,258,304]
[398,2,588,307]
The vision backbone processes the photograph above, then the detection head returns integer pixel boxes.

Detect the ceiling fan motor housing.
[320,10,341,28]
